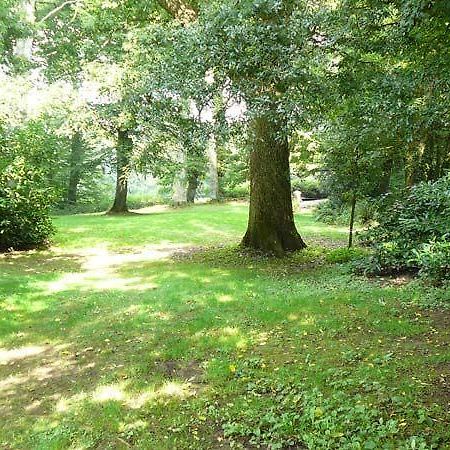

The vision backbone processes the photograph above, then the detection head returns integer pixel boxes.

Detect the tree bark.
[241,115,306,256]
[206,135,219,201]
[108,129,132,214]
[66,131,84,204]
[172,150,187,206]
[433,138,444,181]
[186,170,199,203]
[378,157,392,194]
[348,193,357,249]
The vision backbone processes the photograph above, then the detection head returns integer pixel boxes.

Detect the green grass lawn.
[0,203,449,449]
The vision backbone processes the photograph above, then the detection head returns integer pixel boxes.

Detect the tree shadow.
[1,242,449,448]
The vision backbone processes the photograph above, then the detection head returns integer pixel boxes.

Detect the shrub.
[413,240,450,281]
[0,158,54,251]
[326,247,368,264]
[314,198,346,224]
[358,175,450,283]
[314,198,376,226]
[221,182,249,199]
[291,176,328,199]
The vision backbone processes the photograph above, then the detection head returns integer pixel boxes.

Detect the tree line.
[0,0,449,255]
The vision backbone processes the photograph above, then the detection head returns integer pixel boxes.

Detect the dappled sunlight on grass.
[55,392,87,413]
[93,383,127,402]
[52,203,347,252]
[295,215,349,236]
[26,243,199,295]
[149,311,173,321]
[52,204,246,251]
[43,271,159,293]
[0,203,449,448]
[58,380,197,415]
[299,314,316,326]
[0,343,74,415]
[157,381,195,399]
[217,294,234,303]
[221,326,240,336]
[0,345,46,364]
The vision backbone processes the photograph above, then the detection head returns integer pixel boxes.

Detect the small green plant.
[218,378,433,449]
[326,247,367,264]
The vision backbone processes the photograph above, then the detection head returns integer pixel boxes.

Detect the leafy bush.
[314,198,376,225]
[413,240,450,281]
[218,145,249,199]
[0,158,55,251]
[326,247,368,264]
[4,119,71,202]
[291,176,328,199]
[358,175,450,283]
[221,182,249,199]
[314,199,346,224]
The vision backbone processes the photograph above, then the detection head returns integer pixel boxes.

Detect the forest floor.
[0,203,449,449]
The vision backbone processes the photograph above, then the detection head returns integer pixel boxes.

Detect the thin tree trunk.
[109,129,132,214]
[426,132,445,182]
[378,157,393,194]
[348,193,357,249]
[186,171,199,203]
[172,149,187,206]
[433,138,444,180]
[241,115,306,256]
[207,136,219,201]
[444,137,450,174]
[423,132,436,181]
[66,131,84,204]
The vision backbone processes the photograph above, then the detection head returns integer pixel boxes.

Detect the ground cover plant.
[0,203,449,449]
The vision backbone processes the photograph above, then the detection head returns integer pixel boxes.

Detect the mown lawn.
[0,203,449,449]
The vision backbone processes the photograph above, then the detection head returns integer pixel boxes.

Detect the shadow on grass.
[1,240,449,448]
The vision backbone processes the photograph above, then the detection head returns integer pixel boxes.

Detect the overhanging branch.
[39,0,79,23]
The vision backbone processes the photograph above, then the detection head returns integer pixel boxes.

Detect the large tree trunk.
[241,115,306,255]
[109,129,132,214]
[66,131,84,204]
